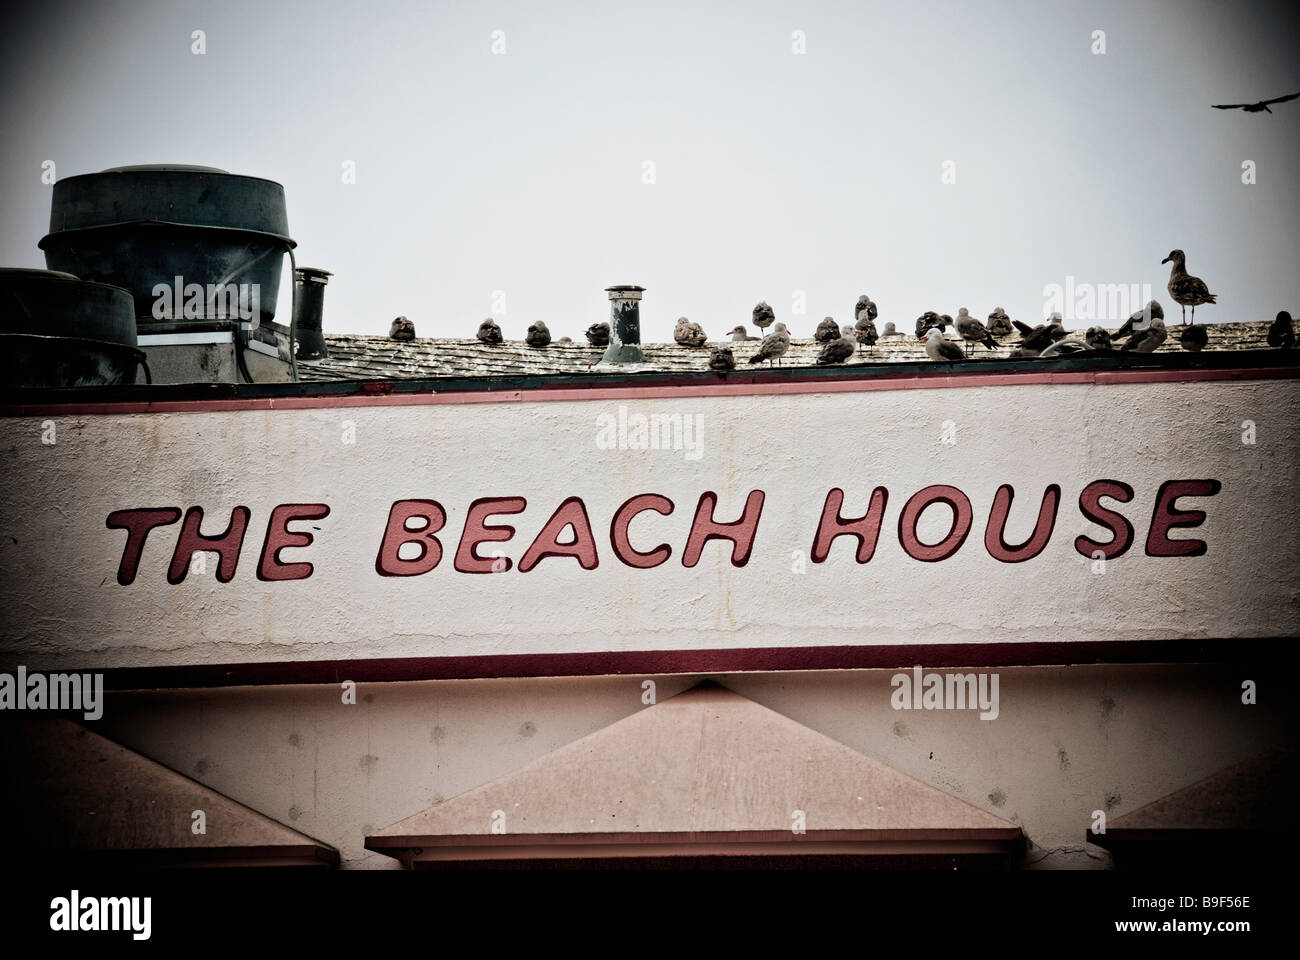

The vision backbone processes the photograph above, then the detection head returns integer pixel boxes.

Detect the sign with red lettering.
[1,373,1296,678]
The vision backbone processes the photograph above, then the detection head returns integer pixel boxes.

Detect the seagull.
[729,325,759,342]
[752,301,775,336]
[955,307,997,356]
[389,316,415,341]
[585,321,610,346]
[853,295,878,325]
[1039,338,1090,358]
[915,311,944,337]
[1178,324,1208,352]
[817,330,856,365]
[1122,316,1167,353]
[882,322,898,337]
[525,321,552,347]
[1044,312,1069,342]
[986,307,1013,338]
[674,316,708,347]
[1212,91,1300,114]
[1267,311,1295,349]
[1162,250,1216,324]
[1012,320,1059,353]
[853,312,879,354]
[476,318,502,344]
[814,316,841,343]
[1113,300,1164,342]
[708,345,736,371]
[748,322,790,366]
[921,325,965,362]
[1085,326,1113,350]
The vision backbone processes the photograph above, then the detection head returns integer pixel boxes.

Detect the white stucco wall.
[1,375,1297,672]
[89,667,1285,869]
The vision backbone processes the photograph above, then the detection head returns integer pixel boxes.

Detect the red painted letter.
[682,490,765,568]
[1075,480,1135,559]
[168,506,251,584]
[1145,480,1220,557]
[984,484,1060,563]
[519,497,599,572]
[257,503,330,581]
[811,487,889,563]
[610,494,675,569]
[454,497,527,573]
[106,507,180,585]
[898,485,972,562]
[375,500,447,577]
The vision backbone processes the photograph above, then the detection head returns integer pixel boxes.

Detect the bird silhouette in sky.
[1211,91,1299,113]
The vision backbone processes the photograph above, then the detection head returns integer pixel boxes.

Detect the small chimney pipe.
[601,284,646,364]
[292,267,332,360]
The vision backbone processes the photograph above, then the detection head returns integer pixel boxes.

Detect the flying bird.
[1122,317,1167,353]
[729,325,759,342]
[748,322,791,366]
[817,330,856,365]
[814,316,841,343]
[854,313,879,354]
[1178,324,1208,352]
[389,316,415,341]
[1162,250,1216,324]
[921,326,965,362]
[1085,326,1113,350]
[1267,311,1295,349]
[585,321,610,346]
[525,321,552,347]
[955,307,997,355]
[674,316,708,347]
[1211,91,1300,113]
[708,345,736,371]
[476,318,502,344]
[752,301,775,336]
[986,307,1013,339]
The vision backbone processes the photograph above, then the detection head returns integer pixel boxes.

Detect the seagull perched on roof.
[1085,326,1113,350]
[752,301,775,336]
[389,316,415,341]
[674,316,708,347]
[854,295,878,325]
[708,345,735,371]
[1178,324,1208,352]
[1122,316,1167,353]
[1162,250,1217,324]
[476,318,502,344]
[915,311,944,337]
[986,307,1013,338]
[585,321,610,346]
[921,325,965,362]
[814,316,841,343]
[1211,91,1300,113]
[748,322,790,366]
[882,321,898,337]
[1012,319,1061,353]
[1113,300,1164,341]
[955,307,997,356]
[729,325,759,342]
[1268,311,1295,349]
[525,321,551,347]
[817,329,856,365]
[853,311,879,354]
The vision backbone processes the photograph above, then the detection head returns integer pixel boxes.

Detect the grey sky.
[2,0,1297,339]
